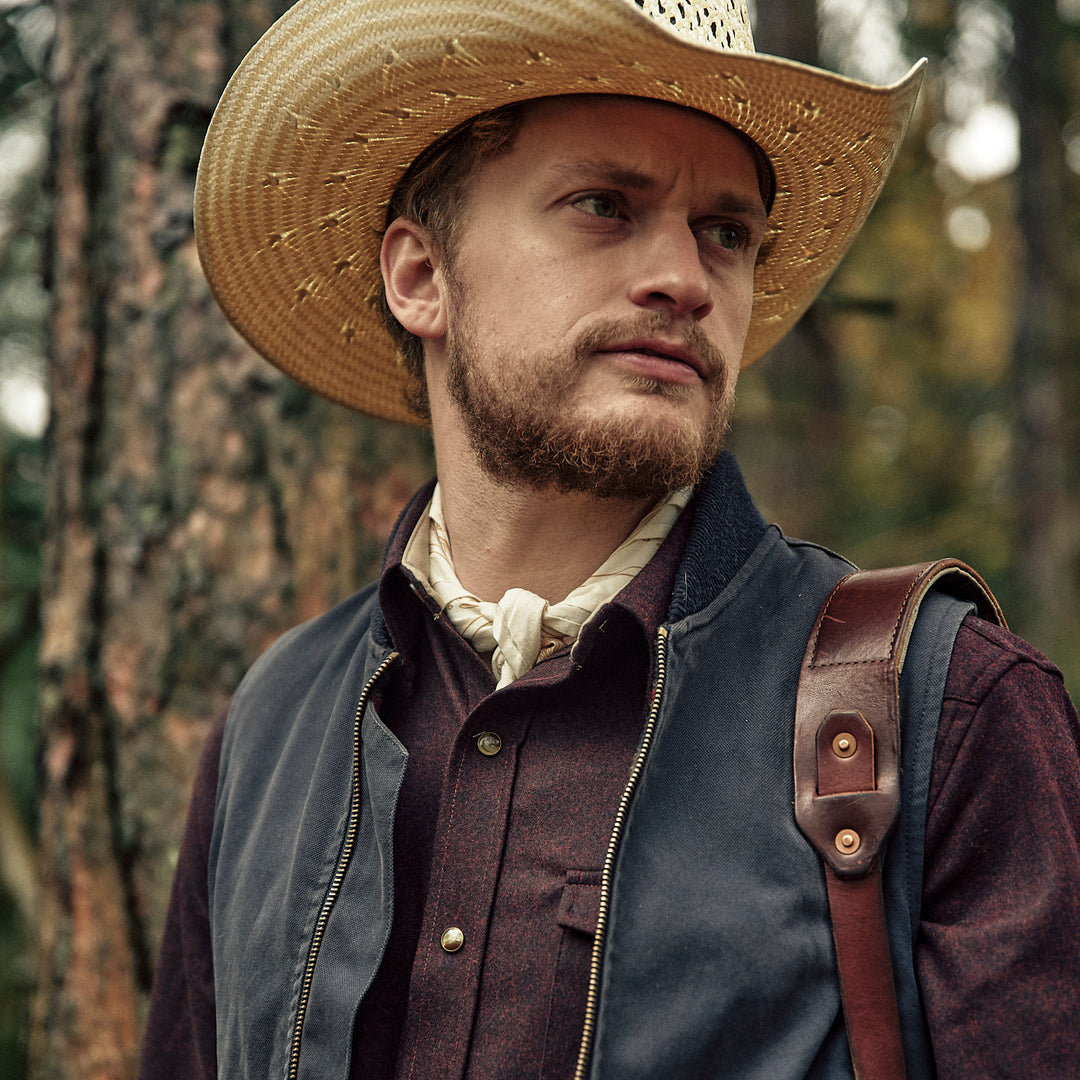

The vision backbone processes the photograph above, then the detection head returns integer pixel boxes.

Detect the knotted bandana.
[403,485,691,688]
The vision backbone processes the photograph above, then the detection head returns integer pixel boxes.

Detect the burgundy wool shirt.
[138,504,1080,1079]
[347,502,690,1079]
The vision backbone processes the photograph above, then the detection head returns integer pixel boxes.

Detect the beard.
[443,300,736,501]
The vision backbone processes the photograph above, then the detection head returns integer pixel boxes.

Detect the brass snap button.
[835,829,861,854]
[476,731,502,757]
[832,732,856,759]
[440,927,464,953]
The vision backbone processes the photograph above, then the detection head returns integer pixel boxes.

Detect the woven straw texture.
[195,0,924,425]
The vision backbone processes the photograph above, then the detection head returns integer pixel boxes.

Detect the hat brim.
[195,0,925,426]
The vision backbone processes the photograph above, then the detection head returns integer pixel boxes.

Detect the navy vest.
[591,528,962,1078]
[210,517,966,1078]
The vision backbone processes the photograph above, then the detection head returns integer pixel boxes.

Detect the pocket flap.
[557,871,601,935]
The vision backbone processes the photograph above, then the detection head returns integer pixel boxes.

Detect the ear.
[380,217,447,341]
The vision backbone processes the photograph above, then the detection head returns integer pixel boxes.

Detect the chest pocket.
[541,870,602,1079]
[558,870,601,934]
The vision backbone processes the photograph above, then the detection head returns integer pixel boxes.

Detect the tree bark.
[32,3,432,1076]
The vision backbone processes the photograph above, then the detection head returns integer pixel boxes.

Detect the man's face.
[432,95,768,499]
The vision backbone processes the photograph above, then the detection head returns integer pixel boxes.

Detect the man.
[140,0,1080,1077]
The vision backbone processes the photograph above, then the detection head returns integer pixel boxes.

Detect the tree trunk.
[751,0,818,64]
[732,0,845,537]
[1006,0,1080,659]
[32,3,432,1076]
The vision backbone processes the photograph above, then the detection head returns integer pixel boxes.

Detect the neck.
[434,455,658,605]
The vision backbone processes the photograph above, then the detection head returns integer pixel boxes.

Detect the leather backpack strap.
[794,559,1004,1080]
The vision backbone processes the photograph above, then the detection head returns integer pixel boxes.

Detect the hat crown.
[634,0,755,50]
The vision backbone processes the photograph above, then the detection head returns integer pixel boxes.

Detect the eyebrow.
[549,157,769,226]
[551,158,654,190]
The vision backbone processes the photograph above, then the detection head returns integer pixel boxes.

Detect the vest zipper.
[573,625,669,1080]
[286,650,399,1080]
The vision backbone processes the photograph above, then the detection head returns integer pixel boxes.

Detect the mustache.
[570,311,727,379]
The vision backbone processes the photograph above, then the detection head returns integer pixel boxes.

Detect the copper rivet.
[476,731,502,757]
[835,829,860,853]
[832,733,856,759]
[440,927,464,953]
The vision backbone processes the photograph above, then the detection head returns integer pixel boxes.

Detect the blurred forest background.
[0,0,1077,1075]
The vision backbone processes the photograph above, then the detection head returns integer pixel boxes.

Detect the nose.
[627,219,713,320]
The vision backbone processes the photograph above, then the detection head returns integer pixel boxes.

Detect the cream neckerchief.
[402,484,691,689]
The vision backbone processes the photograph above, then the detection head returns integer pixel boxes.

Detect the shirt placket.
[394,693,530,1079]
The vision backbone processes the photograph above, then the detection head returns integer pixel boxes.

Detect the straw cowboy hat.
[195,0,925,426]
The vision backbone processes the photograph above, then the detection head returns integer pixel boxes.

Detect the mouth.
[597,339,707,381]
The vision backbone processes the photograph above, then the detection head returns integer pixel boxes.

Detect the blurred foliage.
[731,0,1080,693]
[1,2,51,1075]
